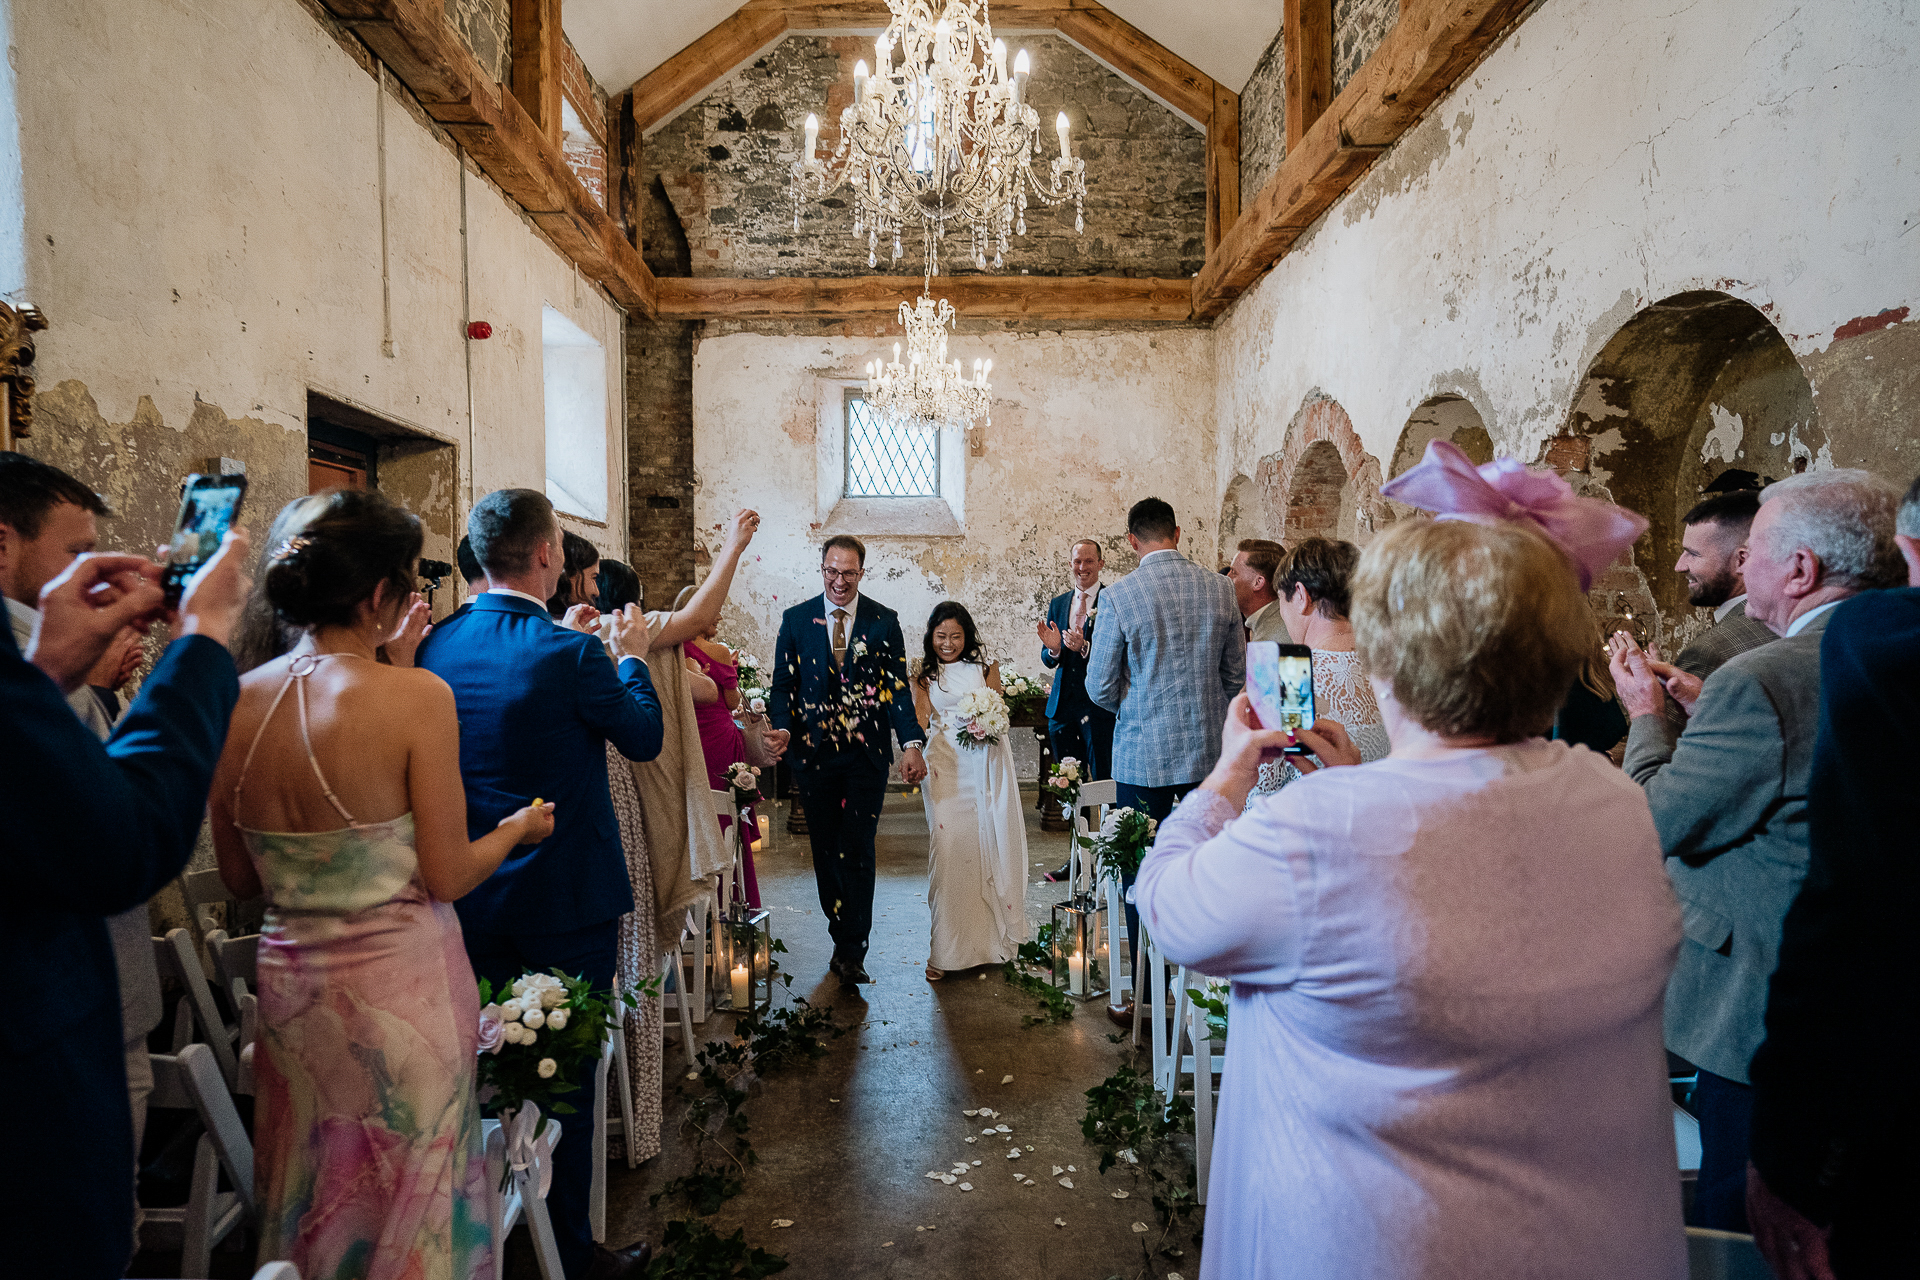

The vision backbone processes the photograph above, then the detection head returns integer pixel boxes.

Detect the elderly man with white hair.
[1608,468,1905,1235]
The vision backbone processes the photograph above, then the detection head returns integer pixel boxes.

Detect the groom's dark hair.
[469,488,555,577]
[821,534,867,565]
[1127,498,1177,542]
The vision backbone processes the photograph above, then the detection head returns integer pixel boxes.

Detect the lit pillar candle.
[992,38,1008,82]
[731,963,750,1009]
[854,59,869,102]
[757,813,771,848]
[804,113,819,160]
[1069,950,1086,995]
[1056,111,1072,160]
[1013,49,1030,106]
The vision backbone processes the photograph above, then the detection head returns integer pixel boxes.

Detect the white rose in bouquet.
[952,686,1010,748]
[546,1008,569,1030]
[537,1058,558,1079]
[521,1007,547,1030]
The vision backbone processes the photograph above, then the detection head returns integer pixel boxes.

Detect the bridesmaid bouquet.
[727,760,763,806]
[1091,806,1159,884]
[952,686,1011,748]
[476,971,622,1142]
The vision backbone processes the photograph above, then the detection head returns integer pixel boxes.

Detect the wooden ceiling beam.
[1051,6,1213,126]
[1193,0,1533,321]
[318,0,658,313]
[1205,81,1240,256]
[510,0,563,147]
[1283,0,1333,151]
[629,7,789,133]
[656,274,1195,322]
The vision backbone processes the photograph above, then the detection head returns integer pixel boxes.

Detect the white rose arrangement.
[998,663,1049,719]
[952,685,1011,749]
[476,969,640,1147]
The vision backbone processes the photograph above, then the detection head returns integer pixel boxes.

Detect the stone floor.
[571,788,1201,1280]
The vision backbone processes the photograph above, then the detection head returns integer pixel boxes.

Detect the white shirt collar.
[1785,599,1843,637]
[5,596,36,650]
[1713,593,1748,624]
[825,591,860,622]
[487,586,551,609]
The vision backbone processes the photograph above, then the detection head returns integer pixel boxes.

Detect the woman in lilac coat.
[1137,515,1685,1280]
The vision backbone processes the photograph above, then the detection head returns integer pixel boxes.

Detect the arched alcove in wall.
[1552,289,1821,647]
[1250,394,1391,548]
[1392,394,1495,476]
[1219,473,1254,551]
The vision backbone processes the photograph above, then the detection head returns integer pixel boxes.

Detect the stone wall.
[645,33,1205,279]
[1334,0,1399,94]
[1212,0,1920,653]
[442,0,509,83]
[1240,28,1287,205]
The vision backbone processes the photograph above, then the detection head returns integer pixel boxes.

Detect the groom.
[770,535,927,989]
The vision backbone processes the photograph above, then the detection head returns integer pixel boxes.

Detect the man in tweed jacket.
[1611,469,1903,1234]
[1671,488,1775,685]
[1088,498,1245,989]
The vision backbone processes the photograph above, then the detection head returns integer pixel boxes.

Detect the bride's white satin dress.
[920,661,1029,970]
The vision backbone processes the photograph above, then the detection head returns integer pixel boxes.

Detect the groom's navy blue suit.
[1040,587,1115,781]
[770,593,923,971]
[416,591,661,1279]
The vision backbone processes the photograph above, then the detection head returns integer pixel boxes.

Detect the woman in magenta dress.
[676,587,762,907]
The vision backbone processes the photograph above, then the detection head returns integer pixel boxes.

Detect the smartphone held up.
[163,473,248,605]
[1245,641,1317,754]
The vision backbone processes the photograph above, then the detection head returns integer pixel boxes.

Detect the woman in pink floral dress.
[210,490,552,1280]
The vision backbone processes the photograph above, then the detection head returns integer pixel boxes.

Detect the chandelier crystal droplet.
[865,292,993,433]
[789,0,1089,275]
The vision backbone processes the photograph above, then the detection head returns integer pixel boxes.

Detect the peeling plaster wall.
[1214,0,1920,568]
[13,0,626,597]
[691,328,1217,677]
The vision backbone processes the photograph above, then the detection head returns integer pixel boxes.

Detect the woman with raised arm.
[1137,444,1682,1280]
[209,489,553,1280]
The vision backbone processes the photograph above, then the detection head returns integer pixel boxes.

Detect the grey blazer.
[1674,599,1777,681]
[1087,549,1246,787]
[1624,607,1832,1083]
[1245,600,1293,645]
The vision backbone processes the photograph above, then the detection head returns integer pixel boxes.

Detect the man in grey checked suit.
[1088,498,1245,996]
[1670,487,1775,685]
[1611,469,1905,1234]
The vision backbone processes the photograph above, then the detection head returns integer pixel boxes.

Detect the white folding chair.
[251,1263,302,1280]
[1143,942,1184,1097]
[1070,779,1117,897]
[180,868,232,936]
[589,1002,638,1243]
[712,789,745,909]
[156,928,241,1090]
[485,1105,565,1280]
[203,929,258,999]
[144,1043,254,1277]
[1170,974,1226,1204]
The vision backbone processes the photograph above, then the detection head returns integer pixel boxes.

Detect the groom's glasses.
[822,568,863,581]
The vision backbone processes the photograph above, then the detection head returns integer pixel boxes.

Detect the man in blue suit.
[2,525,247,1278]
[1037,537,1116,781]
[416,489,661,1280]
[770,535,927,989]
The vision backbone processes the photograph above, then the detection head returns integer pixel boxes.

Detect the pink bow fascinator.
[1379,440,1648,590]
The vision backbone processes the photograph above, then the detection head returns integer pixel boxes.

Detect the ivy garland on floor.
[1001,923,1075,1025]
[645,939,846,1278]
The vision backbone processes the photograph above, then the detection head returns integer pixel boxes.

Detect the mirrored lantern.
[714,906,774,1016]
[1049,893,1109,1002]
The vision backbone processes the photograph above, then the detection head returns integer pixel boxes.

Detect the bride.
[912,602,1030,980]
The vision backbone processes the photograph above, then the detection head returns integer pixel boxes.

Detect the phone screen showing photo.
[163,477,246,601]
[1246,641,1317,750]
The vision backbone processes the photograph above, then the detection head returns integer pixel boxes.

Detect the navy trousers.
[796,752,888,970]
[1114,780,1198,989]
[1047,705,1116,783]
[464,917,622,1280]
[1690,1068,1754,1233]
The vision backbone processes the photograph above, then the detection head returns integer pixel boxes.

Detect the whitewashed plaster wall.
[1212,0,1920,501]
[692,328,1217,672]
[10,0,626,575]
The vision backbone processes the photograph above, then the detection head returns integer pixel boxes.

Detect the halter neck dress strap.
[233,651,363,830]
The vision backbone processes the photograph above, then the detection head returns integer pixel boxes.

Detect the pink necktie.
[1070,591,1087,631]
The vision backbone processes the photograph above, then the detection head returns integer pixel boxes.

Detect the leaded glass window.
[845,390,940,497]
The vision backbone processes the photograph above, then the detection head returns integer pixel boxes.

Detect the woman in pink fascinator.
[1133,441,1683,1280]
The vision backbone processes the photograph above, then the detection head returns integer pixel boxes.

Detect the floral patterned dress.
[236,663,491,1280]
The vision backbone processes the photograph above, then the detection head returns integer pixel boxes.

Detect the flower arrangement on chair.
[726,761,763,808]
[951,685,1011,749]
[1043,756,1084,818]
[1089,806,1159,885]
[477,970,626,1169]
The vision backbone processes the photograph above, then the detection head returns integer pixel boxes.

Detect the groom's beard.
[1687,564,1740,608]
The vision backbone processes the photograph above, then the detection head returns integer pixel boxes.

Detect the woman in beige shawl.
[591,510,786,1160]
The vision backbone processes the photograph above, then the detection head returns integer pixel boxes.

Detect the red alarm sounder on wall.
[466,321,493,340]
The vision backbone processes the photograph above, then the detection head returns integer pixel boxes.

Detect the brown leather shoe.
[586,1240,653,1280]
[1105,1002,1134,1029]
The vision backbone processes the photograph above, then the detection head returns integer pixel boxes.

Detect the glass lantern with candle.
[714,906,774,1016]
[1048,893,1108,1002]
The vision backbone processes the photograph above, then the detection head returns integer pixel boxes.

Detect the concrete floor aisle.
[591,788,1200,1280]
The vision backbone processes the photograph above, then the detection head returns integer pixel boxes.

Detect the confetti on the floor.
[1001,1074,1014,1084]
[958,1182,973,1192]
[1052,1166,1064,1176]
[1058,1177,1075,1189]
[882,1242,893,1248]
[773,1219,794,1228]
[964,1136,977,1144]
[1006,1148,1021,1159]
[994,1124,1011,1133]
[962,1109,978,1116]
[1053,1217,1067,1227]
[1131,1222,1150,1233]
[1111,1190,1129,1199]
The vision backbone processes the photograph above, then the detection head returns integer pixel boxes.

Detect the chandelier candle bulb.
[992,39,1007,81]
[1056,112,1071,159]
[854,60,869,100]
[804,113,819,161]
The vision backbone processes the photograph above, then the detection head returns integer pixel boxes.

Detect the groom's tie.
[831,608,849,668]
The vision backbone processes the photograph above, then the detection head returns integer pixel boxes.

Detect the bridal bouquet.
[952,685,1011,749]
[998,664,1048,719]
[1090,806,1159,884]
[476,971,623,1140]
[727,760,763,807]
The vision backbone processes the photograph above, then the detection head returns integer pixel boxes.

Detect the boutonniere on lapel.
[850,638,869,660]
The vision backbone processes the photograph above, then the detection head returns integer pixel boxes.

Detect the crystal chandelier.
[865,291,993,431]
[791,0,1088,274]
